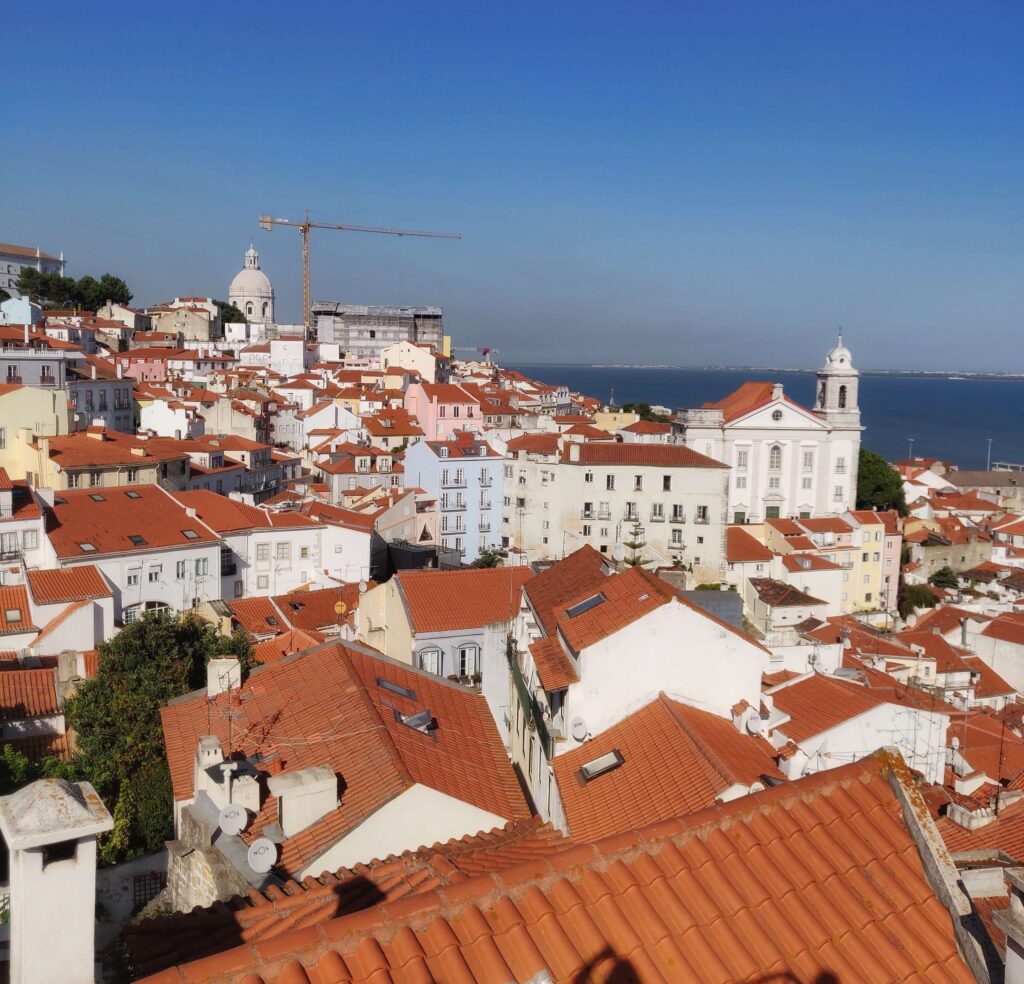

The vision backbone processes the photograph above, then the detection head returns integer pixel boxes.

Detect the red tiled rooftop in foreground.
[141,753,977,984]
[25,566,112,605]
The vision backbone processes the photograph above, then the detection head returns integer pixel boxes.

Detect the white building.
[0,242,65,298]
[228,245,275,325]
[675,337,862,524]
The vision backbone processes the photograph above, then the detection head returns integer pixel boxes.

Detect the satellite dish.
[951,735,960,750]
[358,580,368,594]
[334,600,348,616]
[570,716,589,742]
[247,837,277,874]
[611,543,626,563]
[745,716,764,735]
[217,803,247,837]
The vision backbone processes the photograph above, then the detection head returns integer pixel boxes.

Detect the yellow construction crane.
[258,210,461,336]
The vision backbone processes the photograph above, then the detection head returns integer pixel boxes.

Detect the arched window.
[818,383,825,407]
[838,385,847,409]
[246,302,253,316]
[458,644,480,678]
[769,445,782,471]
[418,647,441,675]
[262,302,269,317]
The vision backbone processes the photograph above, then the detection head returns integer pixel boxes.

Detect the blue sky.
[6,2,1023,369]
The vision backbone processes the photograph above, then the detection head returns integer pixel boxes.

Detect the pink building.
[404,382,481,441]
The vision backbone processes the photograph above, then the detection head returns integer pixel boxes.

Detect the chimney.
[995,868,1024,983]
[772,383,784,401]
[207,657,241,697]
[90,364,96,380]
[116,361,123,379]
[0,779,114,984]
[267,764,338,837]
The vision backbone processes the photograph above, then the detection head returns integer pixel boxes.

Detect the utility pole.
[258,210,461,339]
[987,438,993,471]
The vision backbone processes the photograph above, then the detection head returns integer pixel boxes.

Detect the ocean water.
[510,365,1024,470]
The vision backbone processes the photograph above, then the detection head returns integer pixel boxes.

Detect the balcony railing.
[597,508,611,520]
[479,475,492,487]
[0,548,22,562]
[694,515,710,525]
[581,509,595,520]
[649,513,665,523]
[623,511,639,522]
[670,513,686,524]
[441,499,466,511]
[479,500,491,511]
[478,521,491,533]
[39,375,57,387]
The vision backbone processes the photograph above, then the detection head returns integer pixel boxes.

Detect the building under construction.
[311,302,443,359]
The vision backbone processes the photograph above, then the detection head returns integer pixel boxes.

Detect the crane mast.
[258,210,461,339]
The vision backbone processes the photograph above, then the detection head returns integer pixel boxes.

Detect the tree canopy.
[856,448,907,515]
[64,611,251,865]
[15,268,132,310]
[214,299,246,324]
[620,402,670,423]
[928,566,959,590]
[898,583,939,620]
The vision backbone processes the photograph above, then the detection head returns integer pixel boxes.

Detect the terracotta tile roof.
[726,526,773,563]
[0,241,60,260]
[0,586,36,636]
[702,379,806,423]
[0,668,59,720]
[762,668,801,688]
[419,382,478,404]
[226,596,284,635]
[522,545,608,636]
[47,485,219,559]
[45,430,190,469]
[395,567,533,633]
[896,630,973,675]
[620,419,672,434]
[124,818,570,977]
[750,577,826,608]
[781,552,842,573]
[505,433,560,455]
[913,605,990,637]
[555,694,783,842]
[173,490,321,533]
[981,615,1024,647]
[25,566,112,605]
[799,516,854,535]
[529,637,579,692]
[252,629,325,665]
[274,584,368,634]
[143,753,975,984]
[768,673,886,743]
[962,656,1016,698]
[161,643,528,877]
[938,798,1024,862]
[563,441,728,468]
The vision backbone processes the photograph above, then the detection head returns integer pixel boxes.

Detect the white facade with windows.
[675,339,862,524]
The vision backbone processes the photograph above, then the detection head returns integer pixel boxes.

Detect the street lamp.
[987,438,993,471]
[908,437,915,460]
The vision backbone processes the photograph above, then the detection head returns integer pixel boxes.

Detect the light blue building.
[404,430,504,564]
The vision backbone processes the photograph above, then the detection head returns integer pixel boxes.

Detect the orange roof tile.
[769,673,886,742]
[0,668,59,720]
[523,545,609,636]
[726,526,773,563]
[702,379,806,423]
[252,629,325,665]
[143,752,975,984]
[0,586,36,636]
[505,433,560,455]
[562,442,727,468]
[395,567,533,633]
[529,636,579,692]
[555,694,782,842]
[25,566,112,605]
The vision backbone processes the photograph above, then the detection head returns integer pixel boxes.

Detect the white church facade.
[674,337,862,523]
[228,245,275,324]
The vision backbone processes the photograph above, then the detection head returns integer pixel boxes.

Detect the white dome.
[229,266,273,298]
[228,245,275,324]
[822,332,854,372]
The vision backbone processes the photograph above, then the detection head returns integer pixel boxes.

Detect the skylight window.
[128,534,148,546]
[377,678,416,700]
[182,529,199,539]
[78,542,97,552]
[266,616,278,627]
[579,749,624,782]
[89,493,106,502]
[394,707,437,737]
[4,608,22,623]
[566,593,606,619]
[125,490,141,499]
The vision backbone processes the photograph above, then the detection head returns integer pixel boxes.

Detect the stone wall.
[164,808,253,912]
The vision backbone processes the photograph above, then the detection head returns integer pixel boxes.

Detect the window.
[662,475,671,492]
[696,505,709,524]
[733,511,746,524]
[863,574,870,584]
[633,475,643,491]
[624,502,638,520]
[275,542,289,561]
[582,501,594,518]
[651,503,664,520]
[148,565,162,583]
[257,575,269,589]
[300,546,309,560]
[838,385,847,409]
[864,592,872,602]
[176,561,186,579]
[584,471,593,484]
[801,477,812,490]
[583,524,592,536]
[195,558,208,576]
[579,749,624,781]
[458,644,479,678]
[182,529,199,539]
[600,527,608,537]
[771,409,783,422]
[0,428,5,449]
[4,607,22,623]
[671,504,685,522]
[89,471,101,487]
[834,486,844,500]
[23,530,37,550]
[769,445,782,471]
[606,475,615,490]
[257,543,270,561]
[873,552,880,562]
[835,457,846,474]
[419,648,441,675]
[802,450,814,471]
[737,449,748,470]
[671,529,682,545]
[768,476,780,490]
[126,570,140,587]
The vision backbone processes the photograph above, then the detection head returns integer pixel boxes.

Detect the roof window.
[266,616,279,627]
[78,542,97,552]
[566,593,606,619]
[125,490,141,499]
[182,529,199,539]
[377,678,416,700]
[128,534,148,546]
[394,707,437,737]
[579,748,624,782]
[4,608,22,624]
[89,493,106,502]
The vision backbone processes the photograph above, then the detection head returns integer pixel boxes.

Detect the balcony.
[581,509,596,520]
[479,475,492,487]
[442,477,467,489]
[597,508,611,520]
[694,515,710,525]
[478,521,491,533]
[479,500,492,511]
[623,511,639,522]
[39,375,57,387]
[0,547,22,562]
[441,499,466,511]
[4,376,21,385]
[670,513,686,524]
[649,513,665,523]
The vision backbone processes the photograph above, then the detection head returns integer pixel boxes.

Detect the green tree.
[471,548,503,568]
[14,268,132,310]
[856,448,907,516]
[214,299,247,324]
[898,583,939,620]
[64,611,251,864]
[622,521,647,567]
[0,287,9,303]
[620,402,670,423]
[928,566,959,590]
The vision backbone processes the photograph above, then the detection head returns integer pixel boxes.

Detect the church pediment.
[726,398,828,431]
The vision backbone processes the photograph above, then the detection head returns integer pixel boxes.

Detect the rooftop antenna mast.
[258,210,462,341]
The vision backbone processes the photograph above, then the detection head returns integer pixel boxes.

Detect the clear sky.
[6,2,1022,370]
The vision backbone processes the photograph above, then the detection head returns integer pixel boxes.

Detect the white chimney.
[267,764,338,837]
[116,361,123,379]
[0,779,113,984]
[772,383,784,401]
[207,657,241,697]
[90,364,96,380]
[194,735,224,800]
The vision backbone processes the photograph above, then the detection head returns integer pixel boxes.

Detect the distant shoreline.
[510,363,1024,381]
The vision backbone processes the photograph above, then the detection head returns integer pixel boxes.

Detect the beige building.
[0,385,73,483]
